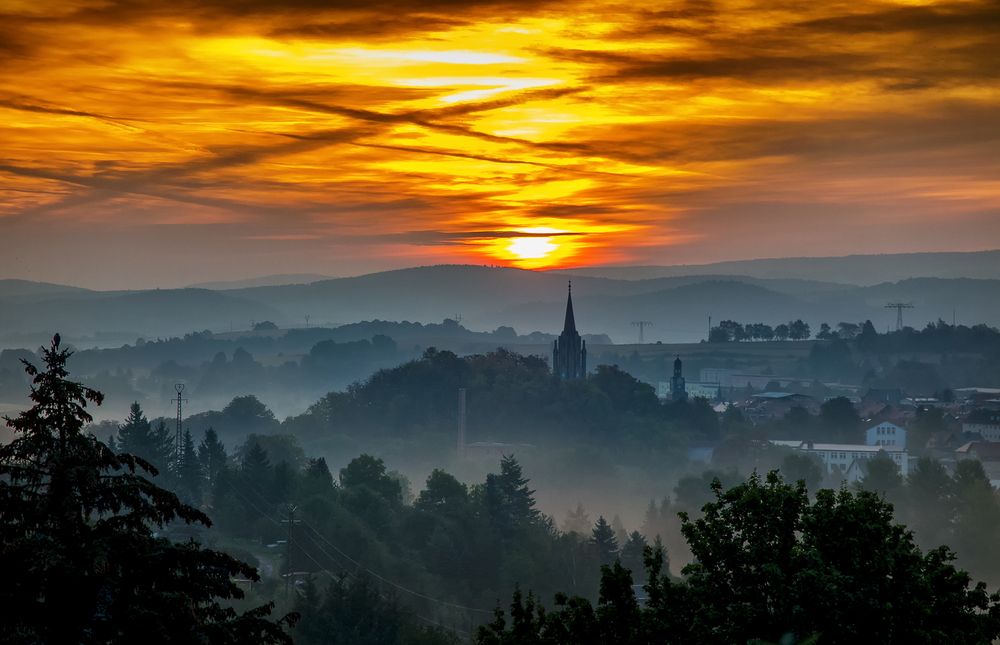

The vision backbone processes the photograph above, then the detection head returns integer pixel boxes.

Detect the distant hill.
[496,281,805,342]
[559,250,1000,285]
[0,279,92,299]
[2,264,999,343]
[0,288,282,339]
[187,274,332,290]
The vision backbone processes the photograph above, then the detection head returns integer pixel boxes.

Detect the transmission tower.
[631,321,653,343]
[281,504,302,598]
[172,384,187,468]
[885,302,914,331]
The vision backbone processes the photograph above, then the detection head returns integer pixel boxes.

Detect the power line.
[226,485,474,636]
[281,504,301,599]
[300,521,492,614]
[229,481,491,617]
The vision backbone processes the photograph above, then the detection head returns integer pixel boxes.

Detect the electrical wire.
[240,478,493,615]
[225,483,481,637]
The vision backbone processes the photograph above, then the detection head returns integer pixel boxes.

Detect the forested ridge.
[6,338,1000,643]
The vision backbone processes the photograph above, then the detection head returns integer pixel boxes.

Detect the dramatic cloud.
[0,0,997,287]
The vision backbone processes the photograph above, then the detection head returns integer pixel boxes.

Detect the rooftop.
[806,443,905,453]
[956,442,1000,460]
[752,392,811,400]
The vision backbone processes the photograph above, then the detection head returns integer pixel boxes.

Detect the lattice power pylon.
[885,302,914,331]
[172,383,187,468]
[631,320,653,343]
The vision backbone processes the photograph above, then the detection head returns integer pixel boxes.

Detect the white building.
[772,440,909,483]
[963,412,1000,442]
[804,443,909,481]
[657,381,720,401]
[865,422,907,449]
[964,423,1000,442]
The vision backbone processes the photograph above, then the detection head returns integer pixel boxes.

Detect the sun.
[507,235,557,260]
[469,225,602,269]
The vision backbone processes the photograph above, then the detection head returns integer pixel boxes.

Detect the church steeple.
[671,355,687,402]
[563,281,577,333]
[553,281,586,380]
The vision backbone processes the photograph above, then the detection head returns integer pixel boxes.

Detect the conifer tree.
[300,457,335,500]
[485,455,540,542]
[611,514,629,547]
[620,530,648,575]
[174,428,203,506]
[198,426,228,491]
[117,400,173,475]
[591,516,619,564]
[0,336,294,643]
[562,502,591,535]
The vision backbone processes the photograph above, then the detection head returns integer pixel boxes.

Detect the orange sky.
[1,0,998,288]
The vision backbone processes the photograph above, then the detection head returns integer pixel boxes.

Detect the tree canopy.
[478,472,1000,644]
[0,336,295,643]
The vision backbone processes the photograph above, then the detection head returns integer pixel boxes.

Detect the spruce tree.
[484,455,539,543]
[620,530,648,575]
[591,516,619,564]
[198,426,228,491]
[241,440,273,502]
[0,336,295,643]
[117,401,173,475]
[562,502,591,535]
[175,429,203,506]
[300,457,335,500]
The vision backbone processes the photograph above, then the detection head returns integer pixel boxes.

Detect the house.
[744,392,816,424]
[863,388,904,405]
[801,442,909,480]
[962,411,1000,442]
[768,439,909,482]
[954,388,1000,405]
[955,441,1000,478]
[865,421,907,449]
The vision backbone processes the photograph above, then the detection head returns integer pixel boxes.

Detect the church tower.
[553,282,586,379]
[671,355,688,402]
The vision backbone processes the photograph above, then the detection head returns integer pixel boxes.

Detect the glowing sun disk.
[507,236,557,259]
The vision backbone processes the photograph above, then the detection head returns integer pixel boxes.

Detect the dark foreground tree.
[478,472,1000,644]
[0,336,296,643]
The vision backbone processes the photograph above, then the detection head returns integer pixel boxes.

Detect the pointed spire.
[563,281,577,333]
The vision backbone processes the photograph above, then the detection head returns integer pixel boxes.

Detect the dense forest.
[7,335,1000,643]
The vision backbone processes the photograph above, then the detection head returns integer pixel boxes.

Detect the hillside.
[0,279,93,299]
[1,265,998,344]
[560,250,1000,285]
[187,273,333,290]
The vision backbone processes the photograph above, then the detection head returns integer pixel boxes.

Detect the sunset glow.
[0,0,998,287]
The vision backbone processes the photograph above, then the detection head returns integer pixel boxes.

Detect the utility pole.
[884,302,914,331]
[457,388,466,459]
[631,321,653,343]
[171,384,187,470]
[708,315,712,341]
[282,504,301,598]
